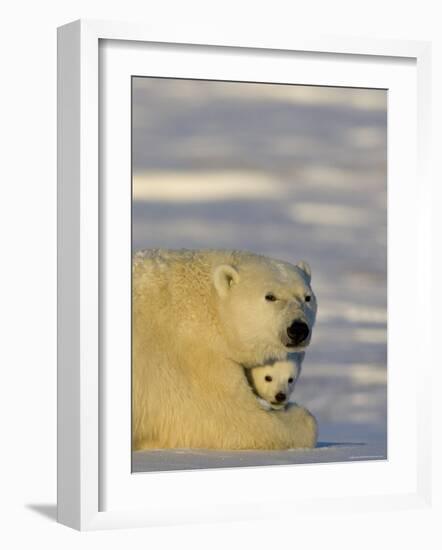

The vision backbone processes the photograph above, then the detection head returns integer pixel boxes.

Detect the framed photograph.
[57,19,432,530]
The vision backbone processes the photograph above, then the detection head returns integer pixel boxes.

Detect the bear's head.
[248,359,301,410]
[213,257,317,366]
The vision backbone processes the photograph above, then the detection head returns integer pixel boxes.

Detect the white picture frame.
[57,19,432,531]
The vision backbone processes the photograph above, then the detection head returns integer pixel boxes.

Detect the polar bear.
[247,355,304,411]
[132,249,317,450]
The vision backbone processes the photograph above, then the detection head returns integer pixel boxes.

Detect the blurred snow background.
[132,77,387,458]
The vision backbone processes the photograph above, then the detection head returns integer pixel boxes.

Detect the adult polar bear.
[132,249,318,450]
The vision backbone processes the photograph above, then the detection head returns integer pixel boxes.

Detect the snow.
[131,77,387,470]
[132,440,386,473]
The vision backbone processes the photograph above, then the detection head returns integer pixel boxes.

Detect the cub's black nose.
[275,392,286,402]
[287,320,310,345]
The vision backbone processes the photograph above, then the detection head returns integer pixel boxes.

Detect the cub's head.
[213,256,317,365]
[248,359,301,410]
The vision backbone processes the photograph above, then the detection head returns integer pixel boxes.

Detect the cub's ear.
[296,260,311,283]
[213,264,240,298]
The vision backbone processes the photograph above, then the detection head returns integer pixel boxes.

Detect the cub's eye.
[264,375,273,382]
[288,377,294,383]
[265,293,277,302]
[305,295,312,302]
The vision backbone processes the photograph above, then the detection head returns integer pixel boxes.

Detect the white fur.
[132,249,317,450]
[249,357,302,411]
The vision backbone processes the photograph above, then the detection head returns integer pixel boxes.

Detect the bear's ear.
[213,264,240,298]
[296,260,311,283]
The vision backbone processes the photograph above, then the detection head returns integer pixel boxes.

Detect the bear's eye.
[288,377,294,383]
[305,295,312,302]
[265,293,277,302]
[264,375,273,382]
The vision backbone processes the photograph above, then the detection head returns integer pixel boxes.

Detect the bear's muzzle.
[286,320,310,347]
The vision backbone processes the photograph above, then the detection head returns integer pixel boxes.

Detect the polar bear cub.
[248,356,303,411]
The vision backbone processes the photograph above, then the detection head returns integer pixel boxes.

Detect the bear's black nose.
[287,320,310,345]
[275,392,286,402]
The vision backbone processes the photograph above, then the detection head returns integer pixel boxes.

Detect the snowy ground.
[131,78,387,471]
